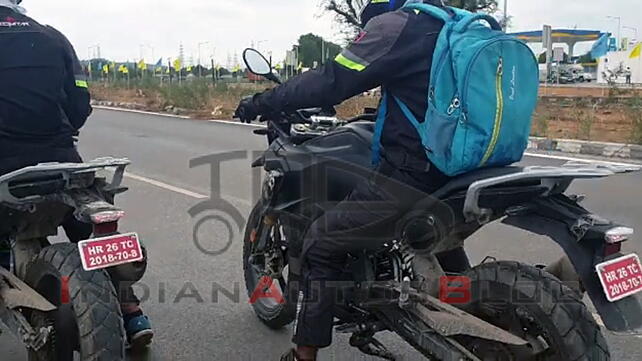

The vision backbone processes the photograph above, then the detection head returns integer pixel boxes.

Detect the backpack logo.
[510,66,517,101]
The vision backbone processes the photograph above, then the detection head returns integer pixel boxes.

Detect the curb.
[528,137,642,161]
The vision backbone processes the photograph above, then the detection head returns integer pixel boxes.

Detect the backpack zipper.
[479,57,504,166]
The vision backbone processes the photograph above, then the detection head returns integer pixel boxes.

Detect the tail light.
[90,210,125,224]
[605,227,634,244]
[603,227,633,256]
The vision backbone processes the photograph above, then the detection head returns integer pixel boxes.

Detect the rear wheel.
[242,204,297,329]
[24,243,125,361]
[458,261,610,361]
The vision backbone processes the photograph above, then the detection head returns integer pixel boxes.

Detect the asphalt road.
[2,108,642,361]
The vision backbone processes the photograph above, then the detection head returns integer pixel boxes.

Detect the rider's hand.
[234,95,260,123]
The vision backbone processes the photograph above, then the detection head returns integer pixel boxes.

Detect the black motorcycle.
[240,48,642,360]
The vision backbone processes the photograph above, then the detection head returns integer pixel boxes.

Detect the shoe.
[124,313,154,349]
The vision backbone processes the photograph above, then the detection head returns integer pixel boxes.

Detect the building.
[597,46,641,84]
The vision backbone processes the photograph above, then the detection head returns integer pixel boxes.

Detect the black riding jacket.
[0,7,91,158]
[254,2,445,172]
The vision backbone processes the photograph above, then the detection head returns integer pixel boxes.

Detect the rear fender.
[503,195,642,334]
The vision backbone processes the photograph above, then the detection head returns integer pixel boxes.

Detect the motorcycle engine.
[373,241,415,282]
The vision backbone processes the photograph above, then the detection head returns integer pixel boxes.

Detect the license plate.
[78,233,144,271]
[595,253,642,302]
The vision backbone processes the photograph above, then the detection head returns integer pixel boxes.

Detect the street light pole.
[607,16,622,50]
[503,0,508,32]
[198,41,210,78]
[623,26,639,43]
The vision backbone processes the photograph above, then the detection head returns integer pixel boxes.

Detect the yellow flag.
[102,64,109,74]
[232,65,241,73]
[297,62,303,70]
[630,43,641,59]
[186,65,193,72]
[138,59,147,70]
[173,59,182,70]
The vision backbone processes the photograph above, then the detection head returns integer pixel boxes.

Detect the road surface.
[2,108,642,361]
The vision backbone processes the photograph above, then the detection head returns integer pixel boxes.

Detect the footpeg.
[350,334,396,361]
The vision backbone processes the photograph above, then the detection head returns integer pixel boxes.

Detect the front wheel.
[242,204,297,329]
[24,243,125,361]
[458,261,610,361]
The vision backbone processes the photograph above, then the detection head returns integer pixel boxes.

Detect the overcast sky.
[22,0,642,65]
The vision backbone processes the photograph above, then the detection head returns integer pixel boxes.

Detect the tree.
[322,0,499,37]
[296,33,342,68]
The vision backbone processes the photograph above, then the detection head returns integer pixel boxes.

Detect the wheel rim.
[246,222,289,311]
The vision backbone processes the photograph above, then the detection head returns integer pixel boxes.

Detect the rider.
[235,1,468,360]
[0,0,153,347]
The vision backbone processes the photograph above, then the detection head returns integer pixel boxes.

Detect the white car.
[577,72,593,82]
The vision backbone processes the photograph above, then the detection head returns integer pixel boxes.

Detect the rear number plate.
[78,233,143,271]
[596,253,642,302]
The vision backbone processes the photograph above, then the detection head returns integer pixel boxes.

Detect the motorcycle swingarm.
[504,199,642,334]
[1,268,56,350]
[0,267,55,312]
[369,284,528,347]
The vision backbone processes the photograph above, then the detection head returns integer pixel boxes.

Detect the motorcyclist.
[0,0,153,348]
[234,1,469,360]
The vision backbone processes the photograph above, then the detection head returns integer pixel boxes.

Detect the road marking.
[123,171,252,206]
[93,106,191,119]
[523,152,641,167]
[124,172,207,199]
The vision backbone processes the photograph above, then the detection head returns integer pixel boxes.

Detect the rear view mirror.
[243,48,272,76]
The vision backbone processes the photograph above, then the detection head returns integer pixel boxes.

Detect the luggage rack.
[0,157,130,206]
[463,161,642,223]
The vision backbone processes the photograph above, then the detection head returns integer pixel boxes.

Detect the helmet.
[358,0,405,28]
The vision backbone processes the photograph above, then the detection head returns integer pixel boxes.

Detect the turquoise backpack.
[373,2,539,176]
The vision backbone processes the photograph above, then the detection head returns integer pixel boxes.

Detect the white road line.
[124,172,207,199]
[524,152,641,167]
[93,106,191,119]
[123,171,252,206]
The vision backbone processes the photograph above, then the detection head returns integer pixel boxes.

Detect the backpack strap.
[371,91,389,166]
[454,13,503,33]
[402,2,453,23]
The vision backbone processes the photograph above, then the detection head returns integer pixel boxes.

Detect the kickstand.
[350,333,396,361]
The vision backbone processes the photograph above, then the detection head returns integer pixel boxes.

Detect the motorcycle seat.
[432,166,531,199]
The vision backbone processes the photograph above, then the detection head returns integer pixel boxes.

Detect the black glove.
[234,95,260,123]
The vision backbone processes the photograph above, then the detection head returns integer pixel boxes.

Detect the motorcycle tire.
[457,261,610,361]
[243,203,297,330]
[24,243,125,361]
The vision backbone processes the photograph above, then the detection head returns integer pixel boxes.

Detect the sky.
[20,0,642,65]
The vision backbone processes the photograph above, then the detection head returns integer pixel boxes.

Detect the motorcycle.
[0,158,147,361]
[240,48,642,360]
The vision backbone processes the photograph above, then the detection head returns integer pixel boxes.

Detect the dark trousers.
[293,157,452,348]
[0,147,140,306]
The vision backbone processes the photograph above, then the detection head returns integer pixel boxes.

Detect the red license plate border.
[77,232,144,272]
[595,253,642,303]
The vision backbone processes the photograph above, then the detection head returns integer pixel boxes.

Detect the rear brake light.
[90,211,125,224]
[605,227,634,244]
[93,221,118,235]
[604,243,622,257]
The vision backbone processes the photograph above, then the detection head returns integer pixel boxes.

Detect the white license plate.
[78,233,144,271]
[595,253,642,302]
